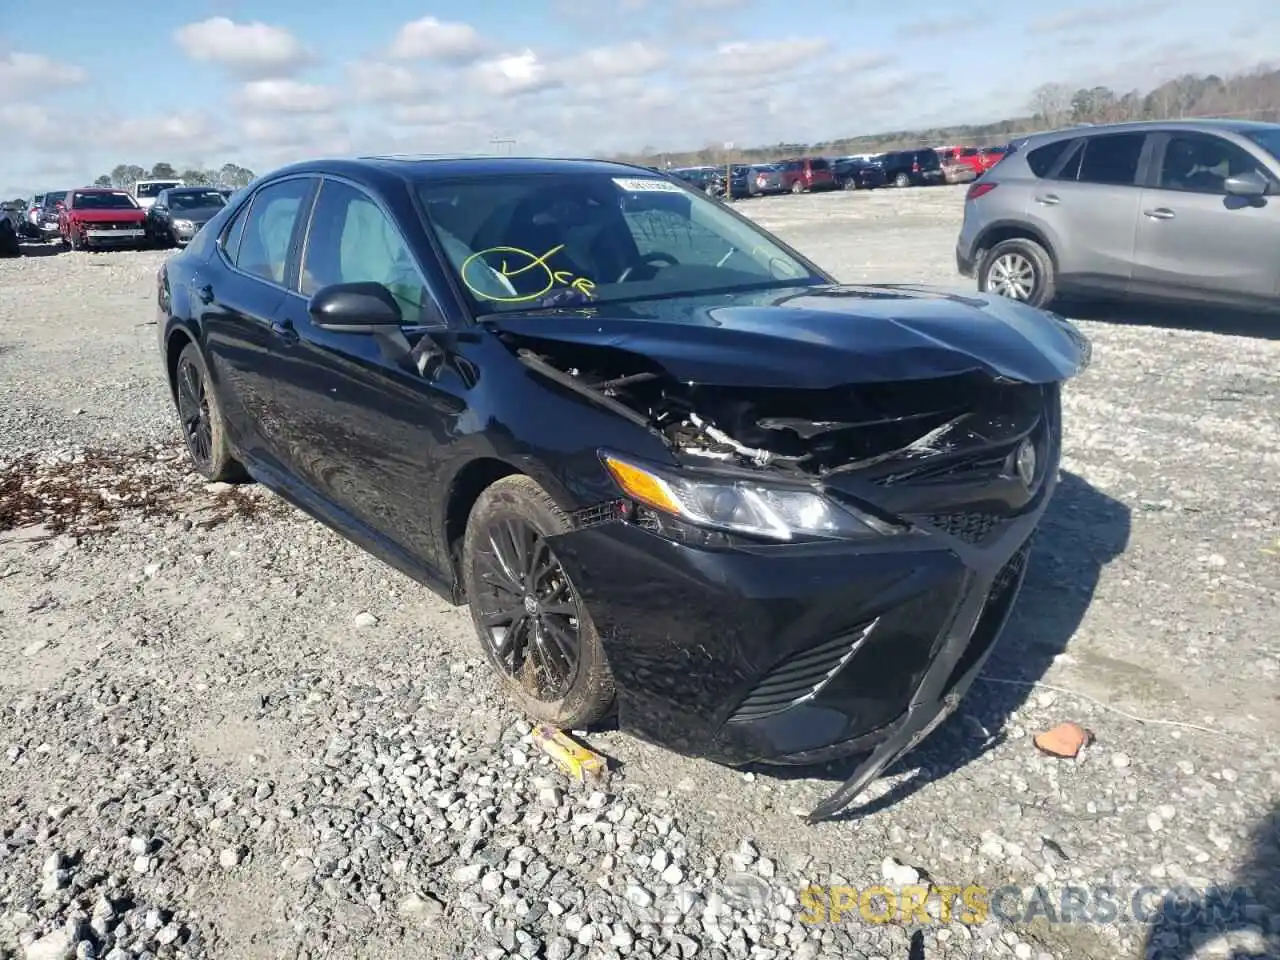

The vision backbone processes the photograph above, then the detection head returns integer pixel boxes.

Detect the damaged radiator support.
[516,343,1042,482]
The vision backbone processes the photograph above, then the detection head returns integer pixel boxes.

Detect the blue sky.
[3,0,1278,195]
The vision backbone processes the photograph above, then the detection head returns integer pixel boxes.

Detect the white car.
[132,179,185,211]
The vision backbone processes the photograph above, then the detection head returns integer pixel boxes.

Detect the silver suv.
[955,119,1280,311]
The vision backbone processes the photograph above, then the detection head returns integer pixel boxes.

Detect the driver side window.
[299,179,431,325]
[1157,133,1271,195]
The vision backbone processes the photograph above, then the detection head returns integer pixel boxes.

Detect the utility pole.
[489,137,516,156]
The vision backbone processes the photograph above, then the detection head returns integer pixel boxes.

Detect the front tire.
[173,343,247,483]
[978,237,1057,308]
[463,475,616,729]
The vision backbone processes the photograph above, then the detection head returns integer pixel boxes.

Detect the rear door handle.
[270,319,299,343]
[1034,194,1060,205]
[1144,208,1175,220]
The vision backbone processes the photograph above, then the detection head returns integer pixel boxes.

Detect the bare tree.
[1028,82,1073,129]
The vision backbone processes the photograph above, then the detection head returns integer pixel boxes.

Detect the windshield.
[72,191,138,210]
[418,173,820,314]
[169,190,227,211]
[136,181,182,198]
[1242,128,1280,162]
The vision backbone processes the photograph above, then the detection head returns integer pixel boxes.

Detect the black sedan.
[146,187,228,247]
[832,156,887,190]
[154,156,1090,822]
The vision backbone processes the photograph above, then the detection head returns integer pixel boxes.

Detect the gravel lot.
[2,184,1277,960]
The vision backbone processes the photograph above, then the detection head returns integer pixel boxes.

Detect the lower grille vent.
[921,511,1005,544]
[729,620,877,723]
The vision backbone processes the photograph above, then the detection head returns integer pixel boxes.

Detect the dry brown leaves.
[0,446,288,539]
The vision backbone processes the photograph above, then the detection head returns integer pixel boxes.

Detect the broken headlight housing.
[600,452,902,543]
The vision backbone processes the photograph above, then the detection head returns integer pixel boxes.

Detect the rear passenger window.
[1075,133,1146,186]
[235,178,313,285]
[1026,140,1073,178]
[220,201,252,262]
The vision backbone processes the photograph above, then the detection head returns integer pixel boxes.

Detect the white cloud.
[173,17,310,76]
[1031,2,1168,34]
[470,49,558,97]
[0,52,87,97]
[695,38,832,78]
[554,42,667,80]
[388,16,486,62]
[345,62,431,104]
[236,79,338,114]
[241,113,347,148]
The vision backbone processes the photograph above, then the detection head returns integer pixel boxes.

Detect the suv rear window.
[1026,139,1074,178]
[808,158,830,170]
[1075,133,1145,186]
[918,150,940,168]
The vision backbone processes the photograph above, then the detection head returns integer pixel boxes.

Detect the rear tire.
[893,172,911,188]
[978,237,1057,309]
[790,180,805,194]
[463,475,616,729]
[173,343,248,483]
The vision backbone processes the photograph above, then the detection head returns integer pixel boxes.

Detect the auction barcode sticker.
[612,177,684,193]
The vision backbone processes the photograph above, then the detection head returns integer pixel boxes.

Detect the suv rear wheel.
[978,237,1057,308]
[893,172,911,188]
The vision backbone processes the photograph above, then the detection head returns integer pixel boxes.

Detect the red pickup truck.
[58,188,149,251]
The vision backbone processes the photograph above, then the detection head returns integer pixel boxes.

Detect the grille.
[920,511,1005,545]
[728,620,877,723]
[571,500,625,529]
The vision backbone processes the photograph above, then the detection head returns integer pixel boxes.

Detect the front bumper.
[549,400,1062,821]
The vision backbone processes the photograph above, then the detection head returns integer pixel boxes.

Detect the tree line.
[90,162,259,191]
[613,63,1280,168]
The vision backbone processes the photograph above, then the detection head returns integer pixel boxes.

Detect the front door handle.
[1034,193,1060,205]
[1144,208,1175,220]
[270,319,299,343]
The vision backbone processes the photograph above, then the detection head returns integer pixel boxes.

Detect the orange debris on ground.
[1033,721,1095,758]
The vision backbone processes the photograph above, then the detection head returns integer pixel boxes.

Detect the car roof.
[254,155,663,193]
[1013,117,1280,147]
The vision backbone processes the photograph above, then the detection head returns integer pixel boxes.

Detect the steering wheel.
[617,251,680,283]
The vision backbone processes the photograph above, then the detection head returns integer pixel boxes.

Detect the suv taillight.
[966,182,997,201]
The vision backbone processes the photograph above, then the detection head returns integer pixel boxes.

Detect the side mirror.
[1224,170,1268,198]
[308,281,403,333]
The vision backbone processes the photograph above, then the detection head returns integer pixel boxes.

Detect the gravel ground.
[1,185,1277,960]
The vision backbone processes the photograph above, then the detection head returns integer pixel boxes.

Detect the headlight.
[600,452,903,542]
[174,219,194,231]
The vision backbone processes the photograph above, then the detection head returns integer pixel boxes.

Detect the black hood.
[482,284,1091,389]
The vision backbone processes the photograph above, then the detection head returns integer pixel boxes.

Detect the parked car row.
[12,183,235,253]
[665,143,1011,199]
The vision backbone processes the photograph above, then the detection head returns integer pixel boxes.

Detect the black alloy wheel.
[463,475,616,728]
[475,518,582,701]
[171,342,247,483]
[176,353,213,468]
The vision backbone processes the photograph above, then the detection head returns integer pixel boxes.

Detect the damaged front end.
[489,306,1087,824]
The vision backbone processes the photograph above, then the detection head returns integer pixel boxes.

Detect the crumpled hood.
[483,283,1092,389]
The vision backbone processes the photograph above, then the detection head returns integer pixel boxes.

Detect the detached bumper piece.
[805,541,1030,824]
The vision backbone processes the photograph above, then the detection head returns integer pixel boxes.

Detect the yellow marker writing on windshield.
[461,244,596,303]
